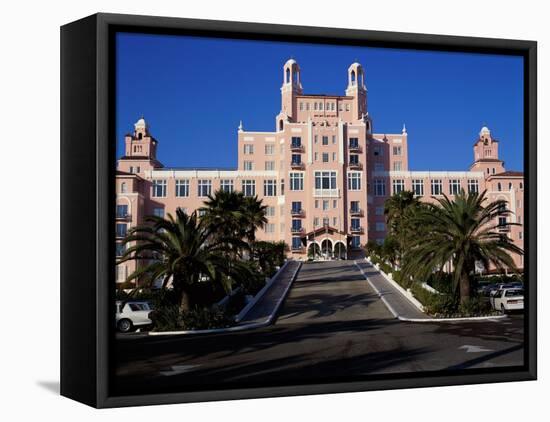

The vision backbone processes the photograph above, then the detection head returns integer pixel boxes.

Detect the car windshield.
[128,303,150,311]
[505,289,523,297]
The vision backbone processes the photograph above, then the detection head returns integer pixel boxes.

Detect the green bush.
[458,297,493,316]
[150,306,234,332]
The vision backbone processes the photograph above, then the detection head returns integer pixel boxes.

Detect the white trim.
[373,170,485,178]
[338,120,344,165]
[307,118,313,164]
[150,169,278,178]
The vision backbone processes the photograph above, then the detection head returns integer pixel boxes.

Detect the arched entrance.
[321,239,333,259]
[333,241,347,260]
[307,242,321,260]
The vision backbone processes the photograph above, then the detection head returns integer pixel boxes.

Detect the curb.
[149,261,302,336]
[355,260,508,323]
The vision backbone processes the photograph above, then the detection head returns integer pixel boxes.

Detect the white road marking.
[459,345,494,353]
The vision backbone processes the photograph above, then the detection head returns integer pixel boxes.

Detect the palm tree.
[401,190,523,304]
[384,190,422,263]
[241,195,268,243]
[117,208,247,311]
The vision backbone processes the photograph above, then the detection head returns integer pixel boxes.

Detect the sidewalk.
[237,260,302,325]
[355,260,429,320]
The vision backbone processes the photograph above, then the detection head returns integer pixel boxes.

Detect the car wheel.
[501,304,506,314]
[118,319,133,333]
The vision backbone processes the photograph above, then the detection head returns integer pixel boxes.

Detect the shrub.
[223,290,248,316]
[150,306,234,332]
[458,296,494,316]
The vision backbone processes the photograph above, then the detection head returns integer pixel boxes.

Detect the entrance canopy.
[302,226,350,260]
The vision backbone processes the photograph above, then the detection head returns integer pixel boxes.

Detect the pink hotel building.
[115,59,524,284]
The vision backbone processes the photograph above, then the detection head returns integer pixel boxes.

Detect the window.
[374,162,384,172]
[243,161,254,170]
[315,200,319,209]
[314,103,318,111]
[431,179,443,195]
[291,219,302,232]
[332,135,336,144]
[392,179,405,194]
[116,204,128,218]
[393,161,402,171]
[289,172,304,191]
[449,179,461,195]
[314,135,318,144]
[265,161,275,171]
[314,152,318,161]
[197,180,212,197]
[313,217,319,227]
[242,180,256,197]
[348,172,362,190]
[280,179,285,195]
[412,179,424,196]
[345,104,350,111]
[266,206,275,217]
[373,146,383,156]
[264,179,277,196]
[220,179,234,192]
[519,232,523,240]
[115,243,126,257]
[264,223,275,233]
[153,207,164,218]
[265,144,275,155]
[322,153,329,162]
[291,201,302,213]
[520,182,523,190]
[393,146,402,155]
[306,103,310,111]
[351,236,361,248]
[299,102,303,111]
[319,102,323,111]
[376,222,385,231]
[120,182,127,193]
[175,179,189,197]
[291,137,301,148]
[333,217,338,226]
[243,144,254,154]
[291,237,302,250]
[351,218,360,230]
[322,200,329,211]
[350,154,359,165]
[291,154,302,164]
[375,206,384,216]
[331,103,335,111]
[350,201,360,213]
[323,217,330,226]
[116,223,127,238]
[509,182,513,190]
[322,136,329,145]
[332,152,336,161]
[497,182,502,191]
[152,179,166,197]
[468,179,479,194]
[349,138,359,149]
[315,171,337,190]
[374,179,386,196]
[333,200,337,208]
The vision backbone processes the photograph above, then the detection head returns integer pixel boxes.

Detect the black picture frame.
[60,12,537,408]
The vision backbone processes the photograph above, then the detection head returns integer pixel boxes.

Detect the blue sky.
[116,33,524,171]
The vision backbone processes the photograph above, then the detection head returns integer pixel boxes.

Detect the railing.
[291,208,305,217]
[349,144,362,153]
[350,226,363,234]
[314,188,340,198]
[290,161,305,169]
[290,143,304,152]
[498,225,511,233]
[350,208,363,216]
[291,245,305,252]
[349,162,363,170]
[116,213,131,220]
[291,227,304,234]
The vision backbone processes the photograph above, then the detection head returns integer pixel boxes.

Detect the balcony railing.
[350,226,364,234]
[498,225,511,233]
[314,188,340,198]
[116,213,131,220]
[291,226,304,234]
[349,162,363,170]
[291,208,305,217]
[291,143,304,152]
[350,208,363,217]
[290,161,305,169]
[349,144,362,153]
[291,245,305,252]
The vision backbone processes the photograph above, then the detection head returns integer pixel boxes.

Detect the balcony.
[314,188,340,198]
[350,226,364,234]
[291,226,304,234]
[349,144,362,153]
[498,225,511,233]
[290,161,305,170]
[290,143,304,152]
[291,208,305,218]
[291,245,305,253]
[349,162,363,170]
[116,213,131,220]
[350,208,363,217]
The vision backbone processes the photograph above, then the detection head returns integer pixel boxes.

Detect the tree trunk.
[179,290,190,313]
[459,271,471,304]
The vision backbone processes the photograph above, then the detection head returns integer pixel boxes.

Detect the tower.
[345,62,367,120]
[118,116,162,174]
[470,126,505,176]
[280,58,303,125]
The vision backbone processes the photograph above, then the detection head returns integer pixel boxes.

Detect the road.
[114,260,525,396]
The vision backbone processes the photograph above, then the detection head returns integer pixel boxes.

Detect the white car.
[490,288,524,313]
[116,300,153,332]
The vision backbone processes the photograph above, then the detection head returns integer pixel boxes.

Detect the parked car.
[115,300,153,332]
[488,283,523,296]
[489,288,524,313]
